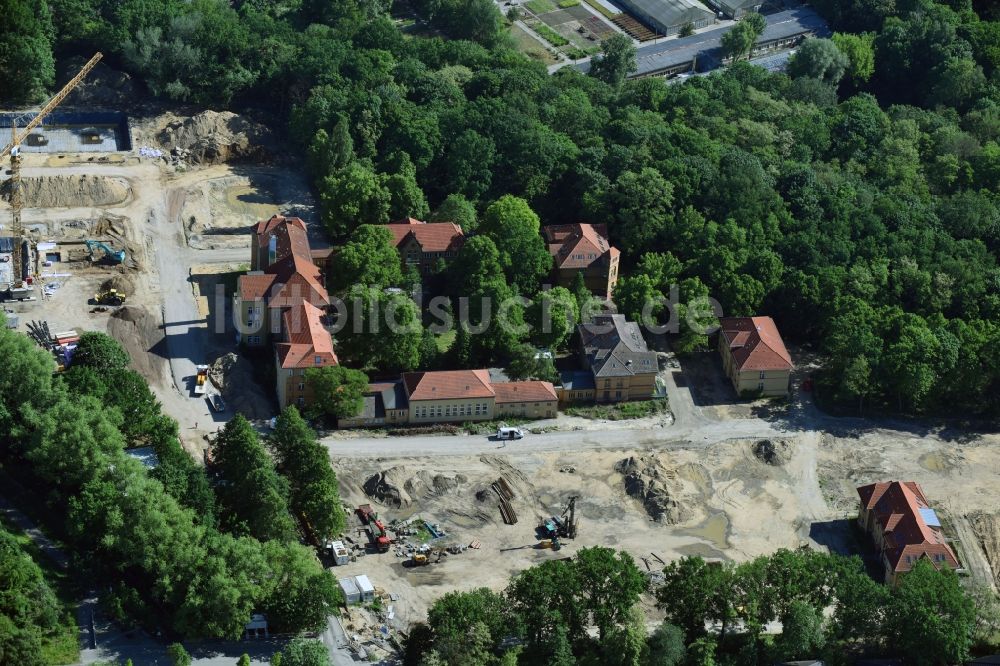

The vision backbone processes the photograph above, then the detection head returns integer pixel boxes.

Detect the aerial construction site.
[3,50,1000,666]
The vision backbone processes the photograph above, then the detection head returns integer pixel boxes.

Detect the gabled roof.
[384,219,465,253]
[719,316,793,372]
[275,302,338,369]
[856,481,960,574]
[254,215,310,261]
[493,381,558,403]
[543,224,619,270]
[402,369,495,401]
[579,314,658,378]
[237,273,278,300]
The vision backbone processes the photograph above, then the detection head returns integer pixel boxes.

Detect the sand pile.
[363,467,466,508]
[615,455,692,524]
[208,352,273,419]
[752,439,791,466]
[107,306,163,385]
[2,175,130,208]
[156,111,273,164]
[100,275,135,297]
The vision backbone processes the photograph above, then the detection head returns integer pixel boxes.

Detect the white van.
[496,427,524,440]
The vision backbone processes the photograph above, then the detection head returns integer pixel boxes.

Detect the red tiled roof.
[543,223,618,269]
[238,273,278,300]
[254,214,307,244]
[275,302,338,369]
[402,369,494,401]
[493,381,557,403]
[856,481,960,573]
[384,219,465,253]
[267,261,330,307]
[719,316,793,372]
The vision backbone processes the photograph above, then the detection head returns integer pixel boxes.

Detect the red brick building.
[384,218,465,275]
[856,481,961,585]
[542,223,620,299]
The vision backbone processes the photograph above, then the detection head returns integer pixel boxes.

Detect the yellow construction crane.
[1,52,103,298]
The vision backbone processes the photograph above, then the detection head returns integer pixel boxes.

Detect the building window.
[248,335,260,345]
[758,381,765,391]
[297,382,305,391]
[604,379,610,388]
[315,356,323,365]
[615,391,622,399]
[296,397,305,407]
[759,371,766,379]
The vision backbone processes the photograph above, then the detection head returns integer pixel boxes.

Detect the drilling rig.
[1,52,103,300]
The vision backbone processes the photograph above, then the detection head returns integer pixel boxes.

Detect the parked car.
[209,393,226,412]
[495,427,524,441]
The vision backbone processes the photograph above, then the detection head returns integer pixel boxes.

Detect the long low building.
[615,0,716,38]
[575,6,829,79]
[340,369,558,428]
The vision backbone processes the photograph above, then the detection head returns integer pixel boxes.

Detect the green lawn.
[435,328,456,353]
[0,515,80,665]
[565,399,669,421]
[525,0,557,13]
[509,25,559,65]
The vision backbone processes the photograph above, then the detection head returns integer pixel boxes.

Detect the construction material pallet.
[611,15,659,42]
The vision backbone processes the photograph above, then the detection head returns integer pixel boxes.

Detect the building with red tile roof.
[717,316,792,397]
[383,218,465,275]
[856,481,961,585]
[542,224,620,299]
[341,370,558,427]
[235,215,339,409]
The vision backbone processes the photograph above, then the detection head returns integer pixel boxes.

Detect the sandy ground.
[325,365,1000,636]
[0,145,307,456]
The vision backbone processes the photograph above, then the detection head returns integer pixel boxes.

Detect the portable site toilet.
[355,574,375,602]
[339,577,361,605]
[329,540,350,566]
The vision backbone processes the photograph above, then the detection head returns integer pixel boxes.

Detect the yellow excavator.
[93,288,126,306]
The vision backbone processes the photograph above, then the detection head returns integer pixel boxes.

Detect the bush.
[531,24,569,47]
[558,0,580,7]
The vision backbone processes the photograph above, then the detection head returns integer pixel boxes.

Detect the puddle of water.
[683,513,730,550]
[918,452,949,472]
[676,542,727,560]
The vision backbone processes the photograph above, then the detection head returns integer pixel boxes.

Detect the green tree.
[590,168,673,256]
[775,600,825,660]
[479,196,552,295]
[431,194,478,233]
[645,621,686,666]
[261,541,342,633]
[887,559,975,665]
[574,547,647,642]
[528,287,578,351]
[505,343,558,382]
[657,557,733,639]
[238,655,251,666]
[590,33,637,87]
[304,365,369,421]
[72,332,131,371]
[0,0,55,103]
[0,526,61,666]
[427,589,507,664]
[211,415,296,542]
[328,224,403,293]
[275,638,330,666]
[832,32,875,83]
[167,643,192,666]
[384,153,430,220]
[339,286,422,372]
[320,162,390,238]
[613,275,662,327]
[787,38,849,85]
[721,14,765,62]
[268,407,345,539]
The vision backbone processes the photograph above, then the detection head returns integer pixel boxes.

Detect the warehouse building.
[616,0,716,37]
[706,0,762,19]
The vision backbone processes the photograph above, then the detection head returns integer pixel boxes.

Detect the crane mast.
[3,52,103,294]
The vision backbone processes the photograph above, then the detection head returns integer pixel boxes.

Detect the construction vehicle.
[537,538,561,551]
[93,288,125,306]
[84,240,126,265]
[193,365,209,395]
[559,496,578,539]
[1,53,103,301]
[411,553,429,566]
[369,517,391,552]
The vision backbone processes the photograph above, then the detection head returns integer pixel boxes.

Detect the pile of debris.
[615,455,692,524]
[752,439,791,466]
[362,467,466,509]
[60,57,137,108]
[155,111,274,165]
[1,175,130,208]
[207,352,274,419]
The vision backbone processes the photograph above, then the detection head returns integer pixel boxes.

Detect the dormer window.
[315,356,323,365]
